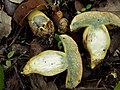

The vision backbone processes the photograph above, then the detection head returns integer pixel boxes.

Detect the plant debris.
[0,9,11,39]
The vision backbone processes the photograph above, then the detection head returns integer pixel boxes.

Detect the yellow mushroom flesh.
[70,11,120,68]
[28,10,54,37]
[22,34,83,89]
[83,25,110,68]
[22,50,68,76]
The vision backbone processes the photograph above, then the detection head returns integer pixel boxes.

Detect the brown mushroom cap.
[13,0,48,25]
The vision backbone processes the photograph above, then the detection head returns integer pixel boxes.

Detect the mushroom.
[13,0,54,37]
[59,34,83,89]
[28,10,54,37]
[22,34,83,89]
[22,50,68,76]
[58,18,68,33]
[13,0,48,25]
[70,11,120,69]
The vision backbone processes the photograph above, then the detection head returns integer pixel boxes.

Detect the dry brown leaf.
[47,82,58,90]
[109,29,120,53]
[29,38,45,58]
[30,74,58,90]
[75,0,84,11]
[0,9,11,39]
[30,74,47,90]
[52,5,63,24]
[95,0,120,11]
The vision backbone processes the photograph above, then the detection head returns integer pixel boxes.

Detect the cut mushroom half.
[22,34,83,89]
[70,11,120,69]
[22,50,68,76]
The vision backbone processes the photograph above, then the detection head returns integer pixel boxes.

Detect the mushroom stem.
[83,25,110,68]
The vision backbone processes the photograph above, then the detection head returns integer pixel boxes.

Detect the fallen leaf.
[47,82,58,90]
[109,28,120,53]
[29,38,45,57]
[4,0,18,16]
[114,81,120,90]
[30,74,47,90]
[75,0,84,11]
[30,74,58,90]
[0,9,11,39]
[95,0,120,11]
[6,74,19,90]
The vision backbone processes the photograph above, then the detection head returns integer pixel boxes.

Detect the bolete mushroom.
[13,0,48,25]
[22,34,83,89]
[70,11,120,69]
[59,34,83,89]
[22,50,68,76]
[27,10,54,37]
[13,0,54,37]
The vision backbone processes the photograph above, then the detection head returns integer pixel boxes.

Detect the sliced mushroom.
[22,50,67,76]
[22,34,83,89]
[83,25,110,68]
[70,11,120,68]
[60,35,83,89]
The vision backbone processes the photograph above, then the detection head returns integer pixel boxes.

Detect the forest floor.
[0,0,120,90]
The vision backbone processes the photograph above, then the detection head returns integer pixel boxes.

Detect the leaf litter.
[0,7,11,39]
[0,0,120,90]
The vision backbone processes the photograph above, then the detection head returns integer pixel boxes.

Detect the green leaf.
[81,8,87,12]
[58,41,63,50]
[6,60,12,68]
[7,51,15,59]
[86,4,92,10]
[0,65,4,90]
[114,81,120,90]
[54,34,60,42]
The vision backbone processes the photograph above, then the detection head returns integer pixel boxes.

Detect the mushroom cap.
[13,0,48,25]
[59,34,83,89]
[70,11,120,31]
